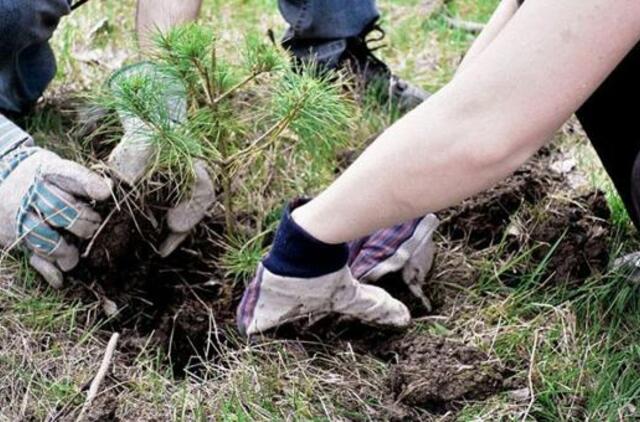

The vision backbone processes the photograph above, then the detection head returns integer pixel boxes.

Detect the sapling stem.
[212,71,261,106]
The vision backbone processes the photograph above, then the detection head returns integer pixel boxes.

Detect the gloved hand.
[0,114,111,288]
[237,200,411,337]
[349,214,439,311]
[107,63,216,257]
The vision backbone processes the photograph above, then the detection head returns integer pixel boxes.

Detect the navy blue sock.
[263,199,348,278]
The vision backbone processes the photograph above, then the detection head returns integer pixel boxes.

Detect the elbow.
[445,107,545,178]
[463,133,537,175]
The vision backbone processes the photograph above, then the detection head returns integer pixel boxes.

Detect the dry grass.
[2,0,640,421]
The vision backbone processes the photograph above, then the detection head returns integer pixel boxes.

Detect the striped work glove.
[0,114,111,288]
[349,214,439,311]
[107,63,216,257]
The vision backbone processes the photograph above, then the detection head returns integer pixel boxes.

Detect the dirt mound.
[384,335,505,413]
[440,147,611,285]
[519,191,611,284]
[441,149,562,250]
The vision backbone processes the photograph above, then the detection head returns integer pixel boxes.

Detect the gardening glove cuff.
[0,114,34,158]
[349,214,439,311]
[236,200,411,337]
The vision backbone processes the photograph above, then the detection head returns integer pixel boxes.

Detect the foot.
[283,25,430,112]
[342,27,431,112]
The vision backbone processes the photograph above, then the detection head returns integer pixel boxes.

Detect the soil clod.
[386,335,505,412]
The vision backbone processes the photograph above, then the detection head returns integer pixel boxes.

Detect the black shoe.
[282,24,430,113]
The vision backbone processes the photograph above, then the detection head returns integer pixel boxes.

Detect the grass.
[2,0,640,420]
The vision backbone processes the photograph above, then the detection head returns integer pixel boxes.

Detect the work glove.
[0,114,111,288]
[237,200,412,337]
[107,63,216,257]
[349,214,440,311]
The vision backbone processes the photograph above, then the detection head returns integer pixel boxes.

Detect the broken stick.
[76,332,120,422]
[444,16,485,34]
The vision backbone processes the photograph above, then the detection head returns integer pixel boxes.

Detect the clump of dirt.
[513,190,611,284]
[440,146,611,285]
[383,335,506,412]
[441,149,563,250]
[85,392,120,422]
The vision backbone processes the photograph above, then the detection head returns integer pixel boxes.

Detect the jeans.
[0,0,377,115]
[0,0,70,115]
[278,0,380,68]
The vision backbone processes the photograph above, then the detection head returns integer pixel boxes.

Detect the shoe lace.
[364,24,387,51]
[349,24,390,75]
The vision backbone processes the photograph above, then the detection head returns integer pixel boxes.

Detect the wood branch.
[76,333,120,422]
[522,330,540,420]
[445,16,485,34]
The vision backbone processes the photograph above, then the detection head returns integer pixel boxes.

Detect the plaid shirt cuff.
[0,113,34,158]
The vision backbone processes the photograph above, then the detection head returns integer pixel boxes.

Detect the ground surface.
[2,0,640,421]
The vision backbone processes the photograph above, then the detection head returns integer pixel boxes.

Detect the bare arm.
[136,0,203,50]
[456,0,519,74]
[294,0,640,243]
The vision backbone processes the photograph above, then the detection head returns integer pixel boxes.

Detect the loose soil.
[440,148,564,250]
[61,144,613,417]
[70,199,236,375]
[513,190,611,285]
[385,335,506,413]
[441,147,612,285]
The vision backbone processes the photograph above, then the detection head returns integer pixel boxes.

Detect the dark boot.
[283,24,430,112]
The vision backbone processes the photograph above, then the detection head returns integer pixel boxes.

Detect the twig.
[444,16,485,34]
[76,332,120,422]
[522,330,540,421]
[212,72,261,106]
[81,207,117,258]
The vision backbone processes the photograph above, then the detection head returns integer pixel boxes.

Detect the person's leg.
[278,0,429,111]
[575,43,640,228]
[0,0,70,116]
[136,0,203,50]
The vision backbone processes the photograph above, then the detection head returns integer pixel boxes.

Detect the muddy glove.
[107,63,216,257]
[349,214,439,311]
[0,114,111,288]
[236,200,411,337]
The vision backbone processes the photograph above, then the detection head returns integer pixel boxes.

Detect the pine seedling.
[98,23,355,245]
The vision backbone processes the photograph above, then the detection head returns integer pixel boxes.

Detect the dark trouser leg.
[277,0,379,67]
[576,42,640,229]
[0,0,69,116]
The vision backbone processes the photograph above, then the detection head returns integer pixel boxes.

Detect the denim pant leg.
[278,0,379,67]
[0,0,70,115]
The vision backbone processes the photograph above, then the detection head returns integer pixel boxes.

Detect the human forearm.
[456,0,519,75]
[293,85,538,242]
[293,0,640,244]
[136,0,203,50]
